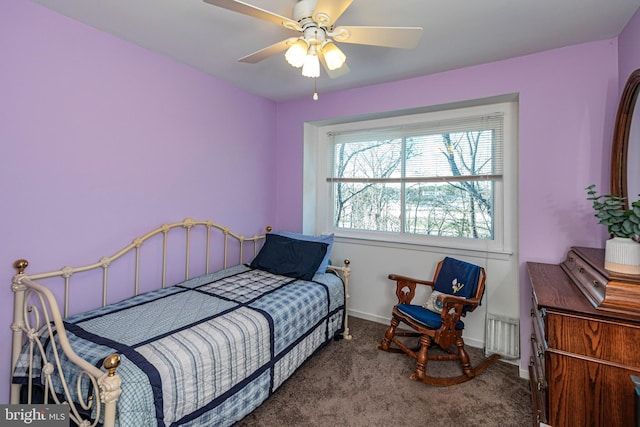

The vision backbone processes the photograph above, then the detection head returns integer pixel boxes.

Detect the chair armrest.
[439,295,480,307]
[438,295,481,319]
[388,274,435,304]
[388,274,435,287]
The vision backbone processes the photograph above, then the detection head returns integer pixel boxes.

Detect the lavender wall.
[274,40,619,374]
[0,1,277,403]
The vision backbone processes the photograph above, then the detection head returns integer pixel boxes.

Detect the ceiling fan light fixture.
[203,0,424,94]
[301,53,320,78]
[321,41,346,71]
[285,39,308,68]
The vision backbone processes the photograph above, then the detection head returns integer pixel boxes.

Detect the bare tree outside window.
[329,116,501,241]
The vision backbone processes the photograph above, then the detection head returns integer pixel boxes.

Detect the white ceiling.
[32,0,640,102]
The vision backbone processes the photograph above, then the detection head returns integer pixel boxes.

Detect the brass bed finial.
[13,259,29,274]
[266,226,272,233]
[103,354,121,377]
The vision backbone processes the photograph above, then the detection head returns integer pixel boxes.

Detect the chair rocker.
[377,257,500,386]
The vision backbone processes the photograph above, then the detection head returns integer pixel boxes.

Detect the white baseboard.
[348,309,388,325]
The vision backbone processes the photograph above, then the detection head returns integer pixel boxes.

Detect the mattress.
[13,264,345,426]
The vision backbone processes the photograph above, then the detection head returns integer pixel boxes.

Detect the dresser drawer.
[530,303,547,348]
[545,311,640,366]
[562,249,606,307]
[560,247,640,315]
[530,333,546,383]
[529,358,547,425]
[531,292,548,340]
[529,308,548,426]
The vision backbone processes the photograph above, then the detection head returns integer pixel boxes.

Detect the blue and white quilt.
[13,264,345,426]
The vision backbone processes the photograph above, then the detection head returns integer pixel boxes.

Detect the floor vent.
[485,313,520,359]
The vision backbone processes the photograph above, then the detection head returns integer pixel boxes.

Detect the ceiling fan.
[202,0,423,83]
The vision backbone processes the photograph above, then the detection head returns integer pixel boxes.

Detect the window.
[310,100,517,253]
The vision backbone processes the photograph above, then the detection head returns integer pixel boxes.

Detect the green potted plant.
[585,184,640,274]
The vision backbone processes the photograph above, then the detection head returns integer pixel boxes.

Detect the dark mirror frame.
[611,68,640,208]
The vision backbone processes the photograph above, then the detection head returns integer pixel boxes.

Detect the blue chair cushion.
[434,257,481,300]
[397,304,465,330]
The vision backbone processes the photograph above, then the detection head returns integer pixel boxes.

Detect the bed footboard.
[11,260,122,427]
[328,259,352,340]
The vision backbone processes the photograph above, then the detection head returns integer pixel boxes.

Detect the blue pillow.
[250,233,328,281]
[272,231,334,274]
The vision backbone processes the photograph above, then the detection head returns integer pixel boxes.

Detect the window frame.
[305,99,518,255]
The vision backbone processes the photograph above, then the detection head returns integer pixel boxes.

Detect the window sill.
[332,233,514,261]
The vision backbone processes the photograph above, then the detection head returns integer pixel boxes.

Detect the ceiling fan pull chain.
[313,78,319,101]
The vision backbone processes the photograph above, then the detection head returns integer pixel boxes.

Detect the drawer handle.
[577,266,601,288]
[537,380,546,391]
[536,345,544,358]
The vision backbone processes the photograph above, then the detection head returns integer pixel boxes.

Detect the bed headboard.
[9,218,268,414]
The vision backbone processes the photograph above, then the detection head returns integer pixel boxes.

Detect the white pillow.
[423,290,445,313]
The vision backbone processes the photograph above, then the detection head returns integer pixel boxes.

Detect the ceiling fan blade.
[313,0,353,27]
[238,38,294,64]
[319,50,350,78]
[332,26,423,49]
[203,0,302,31]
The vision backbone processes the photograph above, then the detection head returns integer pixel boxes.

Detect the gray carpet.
[236,317,533,427]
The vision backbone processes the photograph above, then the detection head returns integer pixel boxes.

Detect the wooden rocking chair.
[377,257,500,386]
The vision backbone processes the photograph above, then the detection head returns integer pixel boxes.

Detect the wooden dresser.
[528,247,640,427]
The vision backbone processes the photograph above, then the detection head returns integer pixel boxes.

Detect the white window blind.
[327,113,504,183]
